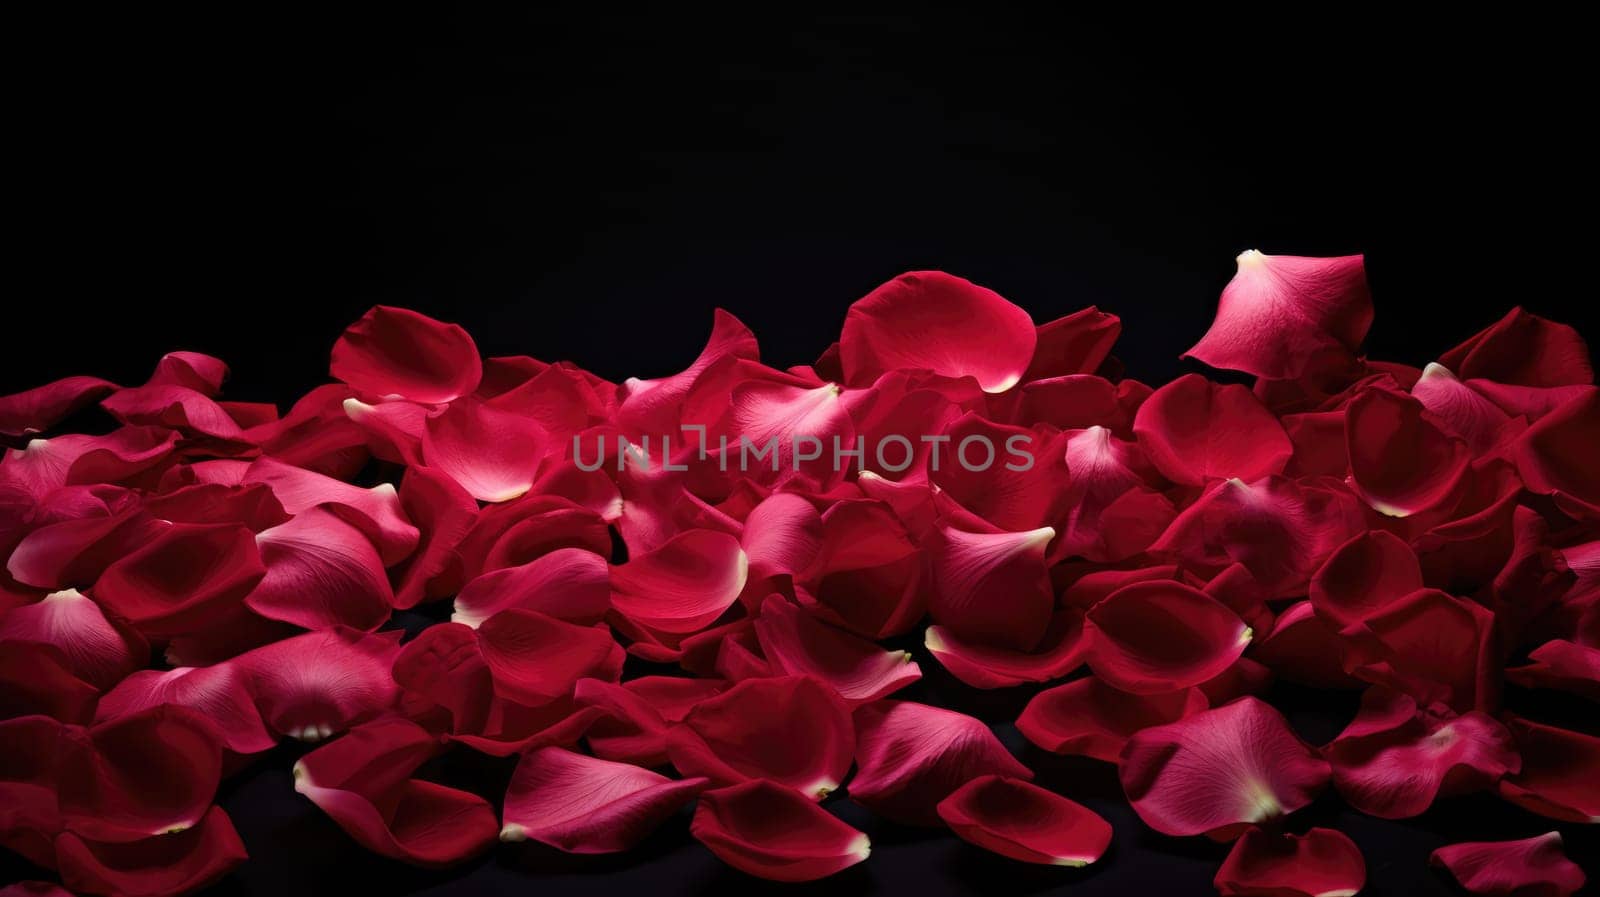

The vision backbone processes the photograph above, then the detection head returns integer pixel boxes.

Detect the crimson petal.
[329,305,483,404]
[55,804,247,897]
[60,705,223,843]
[1017,676,1208,764]
[422,398,549,503]
[233,627,401,742]
[1431,831,1586,897]
[1133,374,1292,486]
[242,457,418,565]
[937,775,1112,866]
[452,547,609,627]
[667,675,854,798]
[0,587,144,689]
[1345,389,1471,518]
[0,376,117,440]
[610,529,748,635]
[850,700,1032,825]
[924,524,1056,653]
[500,746,708,853]
[691,780,870,882]
[753,596,920,704]
[1497,716,1600,823]
[96,663,276,756]
[1085,580,1251,694]
[1214,826,1366,897]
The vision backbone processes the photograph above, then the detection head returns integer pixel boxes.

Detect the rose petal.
[753,595,919,704]
[1510,386,1600,521]
[850,699,1032,826]
[452,547,610,627]
[575,676,728,766]
[667,675,854,798]
[60,706,223,843]
[617,309,759,438]
[1182,250,1371,380]
[924,609,1087,690]
[1345,389,1472,518]
[1133,374,1293,486]
[244,508,394,632]
[391,465,479,609]
[476,609,620,705]
[924,524,1056,653]
[1431,831,1586,897]
[96,663,276,755]
[930,414,1072,531]
[740,493,824,582]
[1439,306,1593,388]
[92,522,266,638]
[293,718,498,867]
[936,775,1111,867]
[1119,697,1330,838]
[691,779,870,882]
[0,587,145,689]
[1249,600,1363,689]
[1017,676,1208,763]
[55,804,247,897]
[841,271,1036,393]
[1341,588,1499,714]
[1507,640,1600,701]
[1497,716,1600,823]
[1214,826,1366,897]
[0,376,117,440]
[1024,306,1121,380]
[422,398,549,503]
[1085,580,1251,694]
[1412,363,1514,454]
[1310,529,1425,630]
[500,746,708,853]
[0,642,99,723]
[232,627,401,742]
[241,457,418,565]
[329,305,483,404]
[610,529,748,635]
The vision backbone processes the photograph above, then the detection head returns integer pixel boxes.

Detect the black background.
[6,10,1598,896]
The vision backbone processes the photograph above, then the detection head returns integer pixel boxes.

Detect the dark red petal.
[100,385,244,441]
[293,718,498,867]
[0,883,75,897]
[60,705,223,843]
[233,627,401,742]
[930,415,1072,532]
[1438,306,1593,388]
[1345,389,1471,518]
[740,493,824,581]
[936,775,1111,866]
[0,587,145,688]
[500,746,708,853]
[55,804,247,897]
[1325,689,1518,818]
[391,465,479,609]
[850,700,1032,826]
[0,642,99,723]
[575,676,728,766]
[1510,386,1600,521]
[754,596,920,704]
[452,547,609,627]
[1183,251,1370,380]
[422,398,549,503]
[1506,640,1600,701]
[329,305,483,404]
[925,524,1055,653]
[1017,676,1207,763]
[691,780,869,882]
[667,675,854,798]
[242,457,418,565]
[91,522,265,638]
[1412,363,1513,453]
[1497,716,1600,823]
[244,508,394,632]
[1214,826,1366,897]
[1119,697,1330,838]
[1085,580,1251,694]
[841,271,1036,393]
[924,609,1086,690]
[341,397,428,466]
[1133,374,1293,486]
[610,529,748,635]
[0,376,117,439]
[476,609,619,705]
[1431,831,1585,897]
[1310,529,1424,630]
[1024,306,1122,380]
[803,500,926,639]
[1342,588,1498,714]
[96,663,275,755]
[617,309,758,438]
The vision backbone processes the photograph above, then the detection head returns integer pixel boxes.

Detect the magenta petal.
[233,627,401,742]
[1345,389,1471,518]
[1497,716,1600,823]
[244,507,394,632]
[0,587,144,689]
[850,700,1032,826]
[937,775,1112,866]
[691,780,870,882]
[1085,580,1251,694]
[924,610,1087,690]
[55,804,248,897]
[1133,374,1293,486]
[96,663,276,756]
[453,547,610,627]
[667,675,855,798]
[475,609,619,705]
[610,529,748,635]
[500,747,708,853]
[422,398,549,503]
[1214,826,1366,897]
[924,524,1056,653]
[329,305,483,404]
[1017,676,1208,764]
[0,376,117,439]
[243,456,419,565]
[1431,831,1586,897]
[754,596,921,704]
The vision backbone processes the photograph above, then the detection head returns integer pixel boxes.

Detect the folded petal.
[1497,716,1600,823]
[1119,697,1330,838]
[1412,363,1513,454]
[329,305,483,404]
[452,547,609,627]
[850,700,1032,826]
[244,508,393,631]
[1133,374,1293,486]
[575,676,728,766]
[1310,529,1424,630]
[60,705,222,843]
[476,609,619,705]
[242,457,418,565]
[1438,306,1593,387]
[753,596,919,704]
[1342,588,1498,714]
[936,775,1111,866]
[92,522,266,638]
[924,609,1087,689]
[925,524,1055,653]
[1345,389,1471,517]
[1085,581,1251,694]
[55,804,247,897]
[691,779,869,882]
[422,398,549,503]
[0,587,144,689]
[1017,676,1208,763]
[1214,826,1366,897]
[500,746,708,853]
[1182,250,1371,380]
[740,493,824,581]
[841,271,1036,393]
[391,465,479,609]
[1510,386,1600,521]
[0,376,117,439]
[667,675,854,798]
[617,309,758,438]
[0,642,99,723]
[1431,831,1586,897]
[293,718,498,867]
[1325,688,1518,818]
[1248,600,1364,689]
[233,627,401,742]
[96,663,276,756]
[1024,306,1121,380]
[1506,640,1600,701]
[610,529,748,635]
[100,384,244,441]
[929,415,1072,531]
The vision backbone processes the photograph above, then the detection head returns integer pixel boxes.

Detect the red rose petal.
[391,464,479,609]
[1510,386,1600,522]
[923,609,1087,690]
[1249,600,1364,690]
[1439,306,1594,388]
[1431,831,1586,897]
[92,522,266,638]
[691,779,869,882]
[232,627,401,742]
[1497,716,1600,823]
[452,547,610,627]
[1024,306,1121,381]
[924,523,1056,653]
[937,775,1111,866]
[1017,676,1208,763]
[575,676,728,766]
[753,596,920,704]
[55,804,248,897]
[293,718,498,867]
[1214,826,1366,897]
[60,705,223,843]
[1310,529,1425,630]
[1412,363,1513,453]
[500,746,708,853]
[0,642,99,723]
[850,700,1032,826]
[740,493,824,582]
[476,609,620,705]
[930,414,1072,531]
[617,309,758,439]
[422,398,549,503]
[1085,580,1251,694]
[0,375,117,439]
[1326,688,1518,818]
[0,587,145,689]
[96,663,275,756]
[243,507,394,632]
[841,271,1037,393]
[242,456,418,565]
[329,305,483,404]
[1133,374,1293,486]
[1506,640,1600,701]
[610,529,748,635]
[1119,697,1330,838]
[1341,588,1499,714]
[1182,250,1371,380]
[667,675,854,798]
[1345,389,1471,518]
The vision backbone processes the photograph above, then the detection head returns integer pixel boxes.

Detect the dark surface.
[5,10,1598,896]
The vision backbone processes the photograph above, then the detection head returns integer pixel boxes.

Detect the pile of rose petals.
[2,254,1597,897]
